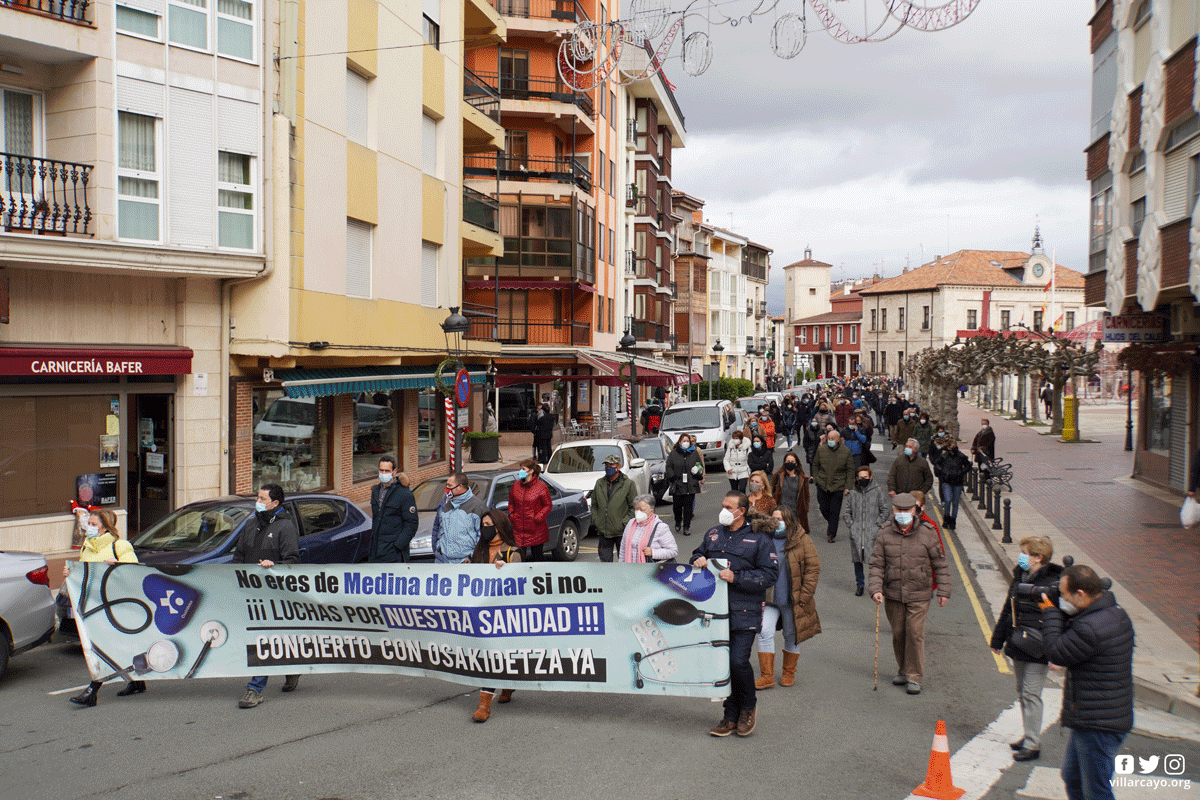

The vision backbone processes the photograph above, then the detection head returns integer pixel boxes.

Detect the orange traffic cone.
[913,720,965,800]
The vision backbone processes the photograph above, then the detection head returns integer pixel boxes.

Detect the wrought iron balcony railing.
[2,0,90,24]
[464,153,591,193]
[467,317,591,347]
[475,71,594,118]
[492,0,587,22]
[463,67,499,122]
[1,152,93,235]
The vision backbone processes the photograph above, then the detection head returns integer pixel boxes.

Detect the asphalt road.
[0,441,1130,800]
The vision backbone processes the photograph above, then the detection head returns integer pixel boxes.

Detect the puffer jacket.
[938,449,972,487]
[747,443,774,475]
[506,478,551,548]
[723,437,751,479]
[1041,592,1135,733]
[431,488,488,562]
[591,471,637,540]
[664,445,704,495]
[887,453,934,495]
[867,518,950,603]
[79,532,138,564]
[841,481,891,564]
[234,507,300,565]
[812,440,854,492]
[990,562,1064,663]
[912,421,935,455]
[690,517,779,631]
[760,515,821,646]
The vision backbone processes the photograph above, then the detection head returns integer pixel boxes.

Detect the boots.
[754,652,775,690]
[116,680,147,697]
[780,652,800,687]
[472,690,495,723]
[497,688,514,704]
[70,681,102,707]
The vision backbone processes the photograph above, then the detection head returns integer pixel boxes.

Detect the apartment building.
[743,241,771,386]
[226,0,505,506]
[671,191,709,373]
[0,0,267,552]
[703,225,752,381]
[1086,0,1200,491]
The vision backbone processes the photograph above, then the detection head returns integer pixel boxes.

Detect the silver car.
[0,551,56,679]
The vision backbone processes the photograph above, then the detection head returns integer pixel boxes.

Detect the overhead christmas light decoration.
[558,0,981,90]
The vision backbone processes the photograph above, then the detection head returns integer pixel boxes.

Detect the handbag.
[1007,595,1045,659]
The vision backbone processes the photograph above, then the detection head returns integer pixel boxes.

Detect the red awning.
[0,345,194,376]
[465,280,596,293]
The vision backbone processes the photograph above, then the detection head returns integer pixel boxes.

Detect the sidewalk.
[954,399,1200,723]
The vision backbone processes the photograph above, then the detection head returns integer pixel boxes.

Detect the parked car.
[658,399,744,468]
[616,434,670,503]
[733,396,770,417]
[407,470,590,561]
[545,439,652,510]
[0,551,55,679]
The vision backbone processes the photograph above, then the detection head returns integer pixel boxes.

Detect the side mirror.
[495,501,509,511]
[630,458,646,469]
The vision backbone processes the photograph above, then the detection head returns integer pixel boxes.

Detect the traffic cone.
[913,720,965,800]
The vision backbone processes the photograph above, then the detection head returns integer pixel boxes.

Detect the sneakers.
[709,718,737,737]
[282,675,300,693]
[1013,747,1040,762]
[682,528,691,537]
[736,708,756,736]
[906,681,922,695]
[892,674,907,686]
[238,689,264,708]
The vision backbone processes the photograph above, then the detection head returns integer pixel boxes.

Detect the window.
[347,68,369,146]
[252,390,331,493]
[117,4,161,37]
[422,14,439,48]
[809,287,817,295]
[880,351,887,372]
[421,113,438,175]
[499,49,529,93]
[217,0,253,59]
[169,0,209,49]
[417,388,445,465]
[353,394,397,481]
[870,350,877,373]
[966,309,977,330]
[897,351,904,369]
[1000,309,1011,330]
[608,228,615,264]
[218,151,254,249]
[1066,311,1076,330]
[880,308,887,330]
[1090,180,1112,253]
[1033,310,1044,331]
[597,294,605,332]
[597,149,605,189]
[2,89,36,161]
[824,325,831,345]
[421,240,439,307]
[870,309,877,331]
[799,327,807,345]
[117,111,160,241]
[610,90,616,129]
[1091,31,1116,142]
[922,305,930,329]
[1191,155,1200,213]
[1146,375,1172,454]
[836,326,843,344]
[1132,196,1146,232]
[609,159,615,196]
[598,222,605,263]
[898,308,905,331]
[346,218,372,298]
[296,499,346,537]
[850,326,857,344]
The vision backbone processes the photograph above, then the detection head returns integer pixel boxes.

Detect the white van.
[658,399,743,468]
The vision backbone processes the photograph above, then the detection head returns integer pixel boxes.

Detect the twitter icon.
[1138,755,1160,774]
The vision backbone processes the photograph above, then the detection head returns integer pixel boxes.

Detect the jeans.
[816,487,844,540]
[783,432,794,448]
[723,629,757,721]
[941,483,963,522]
[672,493,696,531]
[728,477,748,493]
[1062,728,1126,800]
[1013,660,1049,749]
[248,674,297,692]
[853,561,865,590]
[758,605,799,654]
[597,536,618,563]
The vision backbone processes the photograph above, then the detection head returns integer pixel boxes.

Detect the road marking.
[935,506,1010,675]
[49,684,90,695]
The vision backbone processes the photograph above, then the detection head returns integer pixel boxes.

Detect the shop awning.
[276,366,487,398]
[465,280,596,293]
[0,344,194,376]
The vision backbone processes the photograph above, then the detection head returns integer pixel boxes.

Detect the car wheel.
[553,520,580,562]
[0,631,9,680]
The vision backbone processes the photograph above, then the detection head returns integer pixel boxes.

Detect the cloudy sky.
[664,0,1093,312]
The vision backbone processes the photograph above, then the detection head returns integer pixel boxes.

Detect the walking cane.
[873,598,880,691]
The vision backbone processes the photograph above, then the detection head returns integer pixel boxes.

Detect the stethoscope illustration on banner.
[630,562,732,690]
[75,562,229,683]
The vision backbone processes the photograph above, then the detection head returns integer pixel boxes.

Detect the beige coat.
[866,519,950,603]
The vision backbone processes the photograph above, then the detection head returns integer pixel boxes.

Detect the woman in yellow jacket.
[66,508,143,707]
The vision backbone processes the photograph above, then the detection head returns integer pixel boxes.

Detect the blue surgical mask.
[827,440,838,449]
[894,512,914,527]
[1017,552,1030,571]
[517,469,528,480]
[753,441,762,449]
[904,447,913,457]
[255,502,268,513]
[775,520,786,534]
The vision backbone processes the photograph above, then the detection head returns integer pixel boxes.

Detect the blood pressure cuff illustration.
[143,574,202,635]
[654,562,716,602]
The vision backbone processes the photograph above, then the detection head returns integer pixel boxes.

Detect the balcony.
[745,336,755,355]
[756,300,767,318]
[461,186,501,258]
[624,249,635,276]
[463,68,503,153]
[2,152,92,236]
[632,319,667,345]
[475,71,594,129]
[465,153,591,193]
[625,119,637,150]
[0,0,99,64]
[2,0,89,23]
[817,340,832,352]
[491,0,588,37]
[626,183,637,209]
[746,299,754,315]
[467,317,591,347]
[758,337,768,354]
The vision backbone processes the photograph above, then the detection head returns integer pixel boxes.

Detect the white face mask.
[634,509,649,523]
[84,523,101,539]
[379,471,394,484]
[718,508,736,527]
[1058,597,1080,615]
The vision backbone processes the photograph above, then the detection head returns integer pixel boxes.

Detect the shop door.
[128,394,173,534]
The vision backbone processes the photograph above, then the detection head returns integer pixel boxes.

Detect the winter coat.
[749,492,777,516]
[507,477,552,547]
[887,453,934,495]
[771,459,810,531]
[840,426,867,456]
[618,515,678,563]
[937,449,972,487]
[834,402,853,428]
[884,401,905,427]
[802,422,821,463]
[1041,592,1135,734]
[234,508,300,565]
[912,421,935,455]
[747,444,774,475]
[723,437,751,479]
[664,445,704,495]
[989,562,1064,664]
[971,426,996,463]
[79,532,138,564]
[534,412,557,442]
[777,407,797,435]
[368,481,419,563]
[811,410,834,430]
[783,523,821,646]
[592,472,637,540]
[867,518,950,603]
[690,519,779,630]
[892,417,916,447]
[431,488,489,562]
[841,481,891,564]
[812,440,855,492]
[758,418,777,448]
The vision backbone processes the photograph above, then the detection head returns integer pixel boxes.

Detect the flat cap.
[892,492,918,510]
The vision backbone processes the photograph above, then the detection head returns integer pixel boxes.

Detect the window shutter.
[217,96,259,155]
[421,114,437,175]
[118,76,165,117]
[1163,149,1189,220]
[346,218,372,298]
[421,241,438,307]
[346,69,368,145]
[167,86,215,247]
[122,0,165,13]
[1129,169,1146,199]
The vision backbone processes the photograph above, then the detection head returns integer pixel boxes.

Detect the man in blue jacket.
[1039,564,1135,800]
[367,456,419,563]
[430,473,488,563]
[691,493,779,738]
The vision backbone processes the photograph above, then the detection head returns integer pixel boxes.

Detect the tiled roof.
[783,257,832,268]
[857,250,1084,295]
[790,310,862,326]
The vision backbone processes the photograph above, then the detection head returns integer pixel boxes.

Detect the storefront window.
[251,389,331,492]
[353,391,398,481]
[0,395,121,519]
[1146,376,1172,455]
[418,388,444,465]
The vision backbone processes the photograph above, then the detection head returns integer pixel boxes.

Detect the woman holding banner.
[470,509,523,722]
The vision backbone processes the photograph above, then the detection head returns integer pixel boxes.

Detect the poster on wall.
[100,434,120,468]
[146,452,165,475]
[579,383,588,404]
[139,418,155,448]
[77,473,118,507]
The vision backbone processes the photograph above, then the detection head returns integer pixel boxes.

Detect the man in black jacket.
[368,456,419,563]
[236,483,301,708]
[1039,564,1134,800]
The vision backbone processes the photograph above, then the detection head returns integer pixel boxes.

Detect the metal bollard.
[1002,498,1012,544]
[979,478,990,512]
[992,488,1003,530]
[968,468,977,499]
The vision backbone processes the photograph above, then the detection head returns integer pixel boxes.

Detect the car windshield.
[660,406,721,431]
[412,477,485,511]
[547,445,620,473]
[131,505,252,552]
[261,399,315,425]
[630,439,665,460]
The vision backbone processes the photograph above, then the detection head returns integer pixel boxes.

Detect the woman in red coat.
[508,458,552,561]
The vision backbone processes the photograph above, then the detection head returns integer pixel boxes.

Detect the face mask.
[936,432,944,438]
[679,442,690,451]
[775,521,786,534]
[903,414,910,420]
[84,524,101,539]
[1016,552,1030,570]
[827,440,838,449]
[857,477,871,488]
[379,472,394,484]
[810,421,819,428]
[920,419,927,425]
[904,447,913,457]
[480,524,497,543]
[634,509,649,523]
[850,424,857,430]
[517,469,528,480]
[255,502,268,513]
[785,462,797,471]
[718,508,736,527]
[1058,597,1079,615]
[604,465,619,478]
[753,441,762,449]
[748,482,762,493]
[981,423,989,429]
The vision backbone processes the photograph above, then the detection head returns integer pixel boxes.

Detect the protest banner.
[64,561,731,698]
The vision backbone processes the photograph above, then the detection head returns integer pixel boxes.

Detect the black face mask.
[480,524,497,543]
[785,462,797,472]
[857,477,871,489]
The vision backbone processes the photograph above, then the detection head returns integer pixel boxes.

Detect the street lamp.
[1124,363,1134,452]
[483,360,497,433]
[441,307,470,473]
[619,330,638,437]
[711,339,724,401]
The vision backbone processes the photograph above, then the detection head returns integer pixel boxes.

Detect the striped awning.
[276,366,487,398]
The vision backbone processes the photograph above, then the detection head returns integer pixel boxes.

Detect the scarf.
[622,515,657,563]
